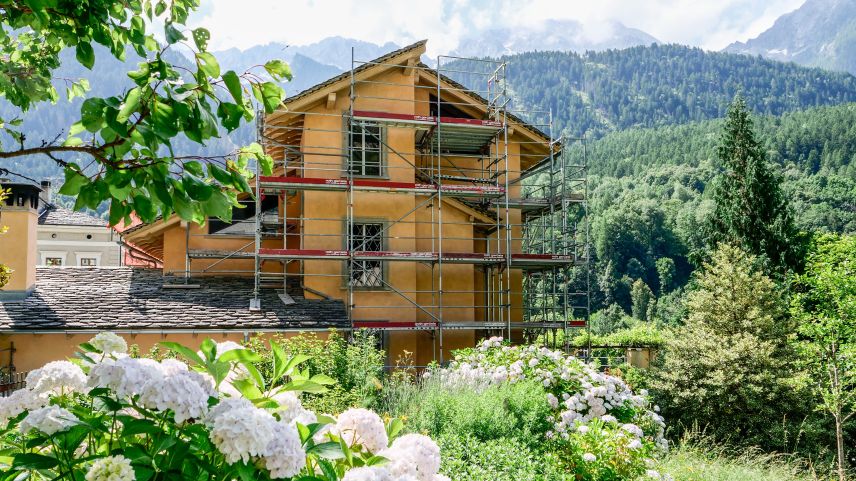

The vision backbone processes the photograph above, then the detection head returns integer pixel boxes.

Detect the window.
[79,257,98,266]
[45,257,63,266]
[349,223,383,288]
[349,122,383,177]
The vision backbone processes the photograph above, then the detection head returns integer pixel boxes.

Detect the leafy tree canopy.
[0,0,290,226]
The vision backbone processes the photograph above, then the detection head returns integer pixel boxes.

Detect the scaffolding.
[178,46,589,361]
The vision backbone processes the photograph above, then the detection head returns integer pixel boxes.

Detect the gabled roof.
[282,39,428,106]
[38,204,107,227]
[0,267,347,332]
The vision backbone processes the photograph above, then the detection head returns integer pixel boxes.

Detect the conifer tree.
[707,96,804,273]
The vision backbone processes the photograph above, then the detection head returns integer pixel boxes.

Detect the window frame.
[344,219,389,291]
[345,119,387,178]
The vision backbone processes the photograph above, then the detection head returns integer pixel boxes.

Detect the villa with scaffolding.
[0,40,589,370]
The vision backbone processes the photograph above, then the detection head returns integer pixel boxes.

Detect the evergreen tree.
[651,244,802,449]
[630,279,654,321]
[707,96,804,273]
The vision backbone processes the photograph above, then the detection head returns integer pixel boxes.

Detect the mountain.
[450,19,658,58]
[724,0,856,75]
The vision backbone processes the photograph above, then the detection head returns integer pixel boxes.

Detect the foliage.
[651,244,802,450]
[0,333,445,481]
[247,330,384,414]
[655,432,815,481]
[570,324,671,349]
[0,0,288,225]
[631,279,655,321]
[706,96,804,274]
[791,234,856,480]
[421,339,669,480]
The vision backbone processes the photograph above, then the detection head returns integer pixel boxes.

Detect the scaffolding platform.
[351,320,569,331]
[258,176,505,198]
[259,248,510,264]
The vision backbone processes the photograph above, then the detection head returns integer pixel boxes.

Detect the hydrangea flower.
[334,408,388,453]
[138,370,210,423]
[0,388,48,426]
[26,360,86,396]
[85,455,136,481]
[260,422,306,478]
[380,433,441,481]
[582,453,597,462]
[342,466,392,481]
[209,404,275,464]
[20,405,79,435]
[90,332,128,355]
[88,357,163,399]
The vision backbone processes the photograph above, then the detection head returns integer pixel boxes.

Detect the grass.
[654,434,822,481]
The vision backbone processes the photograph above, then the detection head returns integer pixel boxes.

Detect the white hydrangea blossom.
[87,357,162,399]
[0,388,48,426]
[260,422,306,479]
[334,408,388,453]
[85,455,136,481]
[272,391,303,421]
[203,397,254,428]
[209,404,275,464]
[342,466,392,481]
[26,360,87,396]
[20,405,79,435]
[582,453,597,462]
[138,370,209,423]
[90,332,128,355]
[380,433,441,481]
[432,338,668,453]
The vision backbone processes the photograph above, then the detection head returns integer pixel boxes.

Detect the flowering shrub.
[428,337,669,481]
[0,332,447,481]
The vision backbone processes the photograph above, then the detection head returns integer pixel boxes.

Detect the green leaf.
[58,169,89,196]
[309,374,336,386]
[263,59,292,81]
[306,441,345,460]
[75,42,95,69]
[160,341,205,366]
[182,175,213,201]
[164,23,185,44]
[208,164,234,185]
[196,52,220,78]
[117,87,142,123]
[81,97,106,132]
[221,70,243,104]
[12,453,58,470]
[192,28,211,51]
[63,136,83,147]
[252,81,284,113]
[132,194,155,221]
[218,348,261,363]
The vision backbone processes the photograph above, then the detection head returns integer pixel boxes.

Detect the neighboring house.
[36,182,121,267]
[0,41,586,373]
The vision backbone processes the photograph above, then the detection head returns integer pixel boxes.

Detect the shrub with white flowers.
[0,333,446,481]
[429,337,670,481]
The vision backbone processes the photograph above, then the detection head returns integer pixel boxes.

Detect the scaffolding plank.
[259,176,504,198]
[353,110,503,129]
[510,253,577,267]
[350,321,569,330]
[259,249,506,264]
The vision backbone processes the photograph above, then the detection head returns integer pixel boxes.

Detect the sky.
[189,0,807,55]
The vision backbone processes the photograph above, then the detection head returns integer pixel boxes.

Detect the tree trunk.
[835,415,846,481]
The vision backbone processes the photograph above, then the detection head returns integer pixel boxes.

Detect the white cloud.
[189,0,806,54]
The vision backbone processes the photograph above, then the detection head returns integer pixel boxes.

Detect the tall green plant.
[791,234,856,481]
[651,244,801,449]
[706,96,804,273]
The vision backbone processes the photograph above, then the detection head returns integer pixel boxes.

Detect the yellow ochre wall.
[0,208,38,294]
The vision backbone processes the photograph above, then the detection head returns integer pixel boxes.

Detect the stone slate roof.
[0,267,347,331]
[38,204,107,227]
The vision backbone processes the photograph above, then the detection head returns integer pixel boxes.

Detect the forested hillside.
[495,44,856,138]
[582,103,856,319]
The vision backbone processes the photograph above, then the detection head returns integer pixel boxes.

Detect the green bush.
[248,330,384,414]
[396,378,552,450]
[436,433,575,481]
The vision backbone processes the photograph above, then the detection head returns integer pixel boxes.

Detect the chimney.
[0,181,41,300]
[40,180,52,204]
